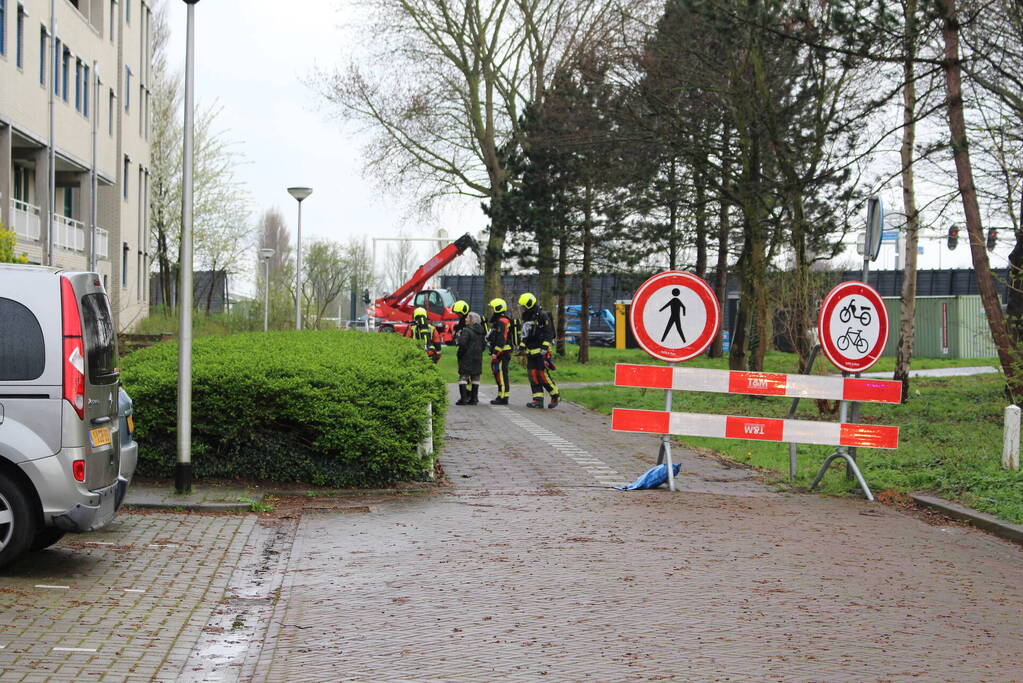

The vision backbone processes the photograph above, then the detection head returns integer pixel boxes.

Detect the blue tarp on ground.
[614,464,682,490]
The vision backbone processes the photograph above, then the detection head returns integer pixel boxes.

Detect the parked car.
[0,265,135,568]
[563,305,616,347]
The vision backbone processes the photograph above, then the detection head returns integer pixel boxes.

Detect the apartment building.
[0,0,152,331]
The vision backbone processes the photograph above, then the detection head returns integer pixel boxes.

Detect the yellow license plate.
[90,426,112,448]
[127,416,135,434]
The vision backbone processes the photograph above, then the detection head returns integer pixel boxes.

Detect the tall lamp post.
[287,187,313,330]
[260,248,275,332]
[176,0,201,494]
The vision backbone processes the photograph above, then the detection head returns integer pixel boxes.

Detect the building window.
[39,25,45,84]
[16,5,24,69]
[124,66,131,111]
[53,38,60,95]
[63,188,73,218]
[109,0,115,42]
[122,242,128,287]
[0,0,6,57]
[125,0,130,25]
[108,88,114,135]
[61,47,69,101]
[83,63,90,117]
[75,59,82,111]
[138,83,144,135]
[123,155,129,200]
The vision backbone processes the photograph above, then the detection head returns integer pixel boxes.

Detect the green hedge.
[121,330,446,487]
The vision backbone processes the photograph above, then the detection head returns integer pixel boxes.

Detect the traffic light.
[987,228,997,251]
[947,225,959,250]
[362,288,371,304]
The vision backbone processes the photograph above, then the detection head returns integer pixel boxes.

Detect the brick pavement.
[252,384,1023,681]
[0,512,256,682]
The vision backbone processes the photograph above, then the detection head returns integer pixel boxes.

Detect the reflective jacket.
[487,313,513,353]
[521,307,555,354]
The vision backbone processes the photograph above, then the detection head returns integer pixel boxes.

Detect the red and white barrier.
[615,364,901,404]
[612,409,899,450]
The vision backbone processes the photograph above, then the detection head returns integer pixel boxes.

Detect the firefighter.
[487,298,513,405]
[518,292,560,409]
[404,307,442,363]
[455,311,485,405]
[452,299,470,334]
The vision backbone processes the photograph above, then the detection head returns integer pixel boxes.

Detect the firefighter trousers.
[491,351,511,399]
[526,354,559,400]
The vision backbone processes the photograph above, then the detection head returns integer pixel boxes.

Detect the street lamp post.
[260,248,275,332]
[287,187,313,330]
[176,0,200,495]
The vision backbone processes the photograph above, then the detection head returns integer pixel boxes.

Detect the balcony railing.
[10,200,107,258]
[11,199,42,241]
[53,214,86,253]
[95,227,109,260]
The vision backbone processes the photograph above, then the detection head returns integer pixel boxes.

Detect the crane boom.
[382,233,480,306]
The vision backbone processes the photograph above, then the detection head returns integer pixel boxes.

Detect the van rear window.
[81,293,118,383]
[0,297,45,381]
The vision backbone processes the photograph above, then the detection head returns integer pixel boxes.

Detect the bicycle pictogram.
[836,326,869,353]
[839,298,872,326]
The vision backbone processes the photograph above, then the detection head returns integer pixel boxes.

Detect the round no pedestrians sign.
[818,281,888,373]
[629,271,720,362]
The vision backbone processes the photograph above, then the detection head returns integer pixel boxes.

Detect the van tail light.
[61,277,86,420]
[72,459,86,483]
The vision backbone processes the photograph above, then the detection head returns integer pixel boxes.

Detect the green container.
[881,295,996,359]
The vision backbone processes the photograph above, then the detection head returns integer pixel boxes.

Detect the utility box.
[614,300,640,349]
[881,295,997,358]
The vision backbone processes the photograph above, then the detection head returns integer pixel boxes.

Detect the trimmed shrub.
[121,330,446,487]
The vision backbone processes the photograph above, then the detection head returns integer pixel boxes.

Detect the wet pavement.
[3,383,1022,681]
[252,384,1023,681]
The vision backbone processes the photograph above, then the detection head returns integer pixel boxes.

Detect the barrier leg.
[663,363,676,492]
[810,450,874,502]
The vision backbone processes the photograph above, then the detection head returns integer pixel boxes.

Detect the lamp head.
[259,248,275,260]
[287,187,313,201]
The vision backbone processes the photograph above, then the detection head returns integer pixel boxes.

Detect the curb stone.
[910,492,1023,545]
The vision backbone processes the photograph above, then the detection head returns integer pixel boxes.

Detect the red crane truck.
[372,232,480,342]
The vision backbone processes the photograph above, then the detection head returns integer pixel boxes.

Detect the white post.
[419,402,435,480]
[1003,405,1020,471]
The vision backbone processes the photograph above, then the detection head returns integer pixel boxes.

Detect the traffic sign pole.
[628,271,721,490]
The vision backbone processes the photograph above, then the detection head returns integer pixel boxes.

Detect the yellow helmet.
[518,292,537,309]
[489,298,507,313]
[413,307,427,320]
[452,300,469,315]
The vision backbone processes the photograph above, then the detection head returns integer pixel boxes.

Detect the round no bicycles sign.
[629,271,720,362]
[818,281,888,373]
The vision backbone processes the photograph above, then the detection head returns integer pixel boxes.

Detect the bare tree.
[303,239,353,329]
[149,0,181,311]
[382,237,417,294]
[316,0,618,303]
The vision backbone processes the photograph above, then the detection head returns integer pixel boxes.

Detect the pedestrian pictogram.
[630,271,720,362]
[818,281,888,373]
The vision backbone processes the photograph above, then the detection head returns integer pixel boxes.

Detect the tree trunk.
[668,158,678,270]
[483,183,508,303]
[537,224,555,313]
[729,243,750,371]
[894,0,921,402]
[579,186,593,364]
[710,195,730,358]
[940,0,1023,400]
[695,164,708,279]
[556,229,568,357]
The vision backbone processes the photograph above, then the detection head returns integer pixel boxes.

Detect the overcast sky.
[162,0,482,271]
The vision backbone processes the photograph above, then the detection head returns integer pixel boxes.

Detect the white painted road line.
[34,585,69,590]
[501,410,626,486]
[124,588,145,593]
[53,647,98,653]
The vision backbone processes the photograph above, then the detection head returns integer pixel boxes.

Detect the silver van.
[0,265,135,569]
